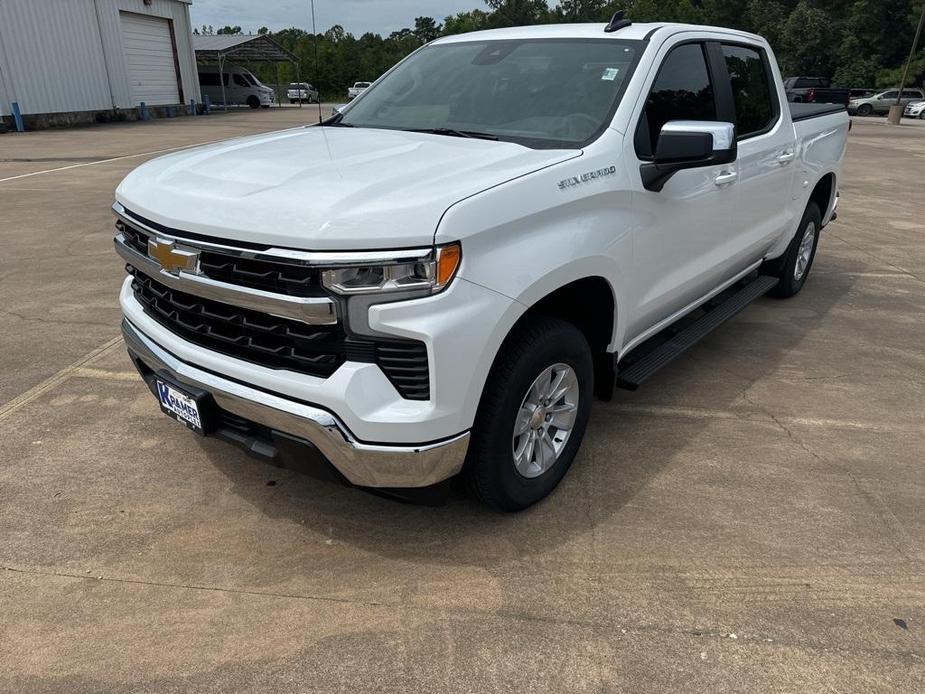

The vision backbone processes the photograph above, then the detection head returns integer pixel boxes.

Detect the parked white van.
[198,66,275,109]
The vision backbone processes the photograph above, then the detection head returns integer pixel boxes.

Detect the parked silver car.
[904,101,925,119]
[287,82,319,104]
[849,88,925,116]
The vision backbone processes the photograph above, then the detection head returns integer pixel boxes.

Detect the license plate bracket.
[154,376,215,436]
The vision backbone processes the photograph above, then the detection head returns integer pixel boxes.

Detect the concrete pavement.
[0,110,922,692]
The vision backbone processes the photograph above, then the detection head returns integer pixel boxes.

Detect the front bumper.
[122,319,469,489]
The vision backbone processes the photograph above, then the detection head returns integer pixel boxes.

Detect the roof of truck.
[432,22,764,45]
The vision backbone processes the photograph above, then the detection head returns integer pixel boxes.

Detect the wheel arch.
[809,171,837,225]
[497,276,618,401]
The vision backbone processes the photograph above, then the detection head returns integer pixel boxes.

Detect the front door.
[623,40,740,341]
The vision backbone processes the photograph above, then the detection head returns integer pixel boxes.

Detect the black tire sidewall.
[247,96,260,109]
[467,318,594,510]
[774,202,822,297]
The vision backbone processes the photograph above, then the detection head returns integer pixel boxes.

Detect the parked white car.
[287,82,319,104]
[904,100,925,119]
[347,81,371,100]
[198,66,274,109]
[115,22,848,510]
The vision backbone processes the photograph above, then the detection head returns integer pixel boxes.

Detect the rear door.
[719,42,797,261]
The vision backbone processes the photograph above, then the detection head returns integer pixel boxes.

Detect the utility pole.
[311,0,322,124]
[889,1,925,124]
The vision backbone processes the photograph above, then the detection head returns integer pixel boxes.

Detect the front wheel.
[246,95,260,109]
[465,316,593,511]
[769,202,822,298]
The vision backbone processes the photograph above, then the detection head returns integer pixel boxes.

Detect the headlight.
[322,243,461,296]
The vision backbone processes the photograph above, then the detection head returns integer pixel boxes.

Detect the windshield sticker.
[558,166,617,191]
[601,68,620,81]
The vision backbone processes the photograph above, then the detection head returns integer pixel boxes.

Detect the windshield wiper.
[406,127,499,141]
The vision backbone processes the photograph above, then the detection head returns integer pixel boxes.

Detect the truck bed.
[790,102,847,122]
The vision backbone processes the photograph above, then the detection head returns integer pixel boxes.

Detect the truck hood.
[116,126,579,250]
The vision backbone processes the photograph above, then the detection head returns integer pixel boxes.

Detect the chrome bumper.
[122,320,469,488]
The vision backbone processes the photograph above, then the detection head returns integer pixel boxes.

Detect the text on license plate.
[156,380,202,431]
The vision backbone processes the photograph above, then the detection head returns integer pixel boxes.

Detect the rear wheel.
[857,103,873,116]
[465,316,593,511]
[768,202,822,298]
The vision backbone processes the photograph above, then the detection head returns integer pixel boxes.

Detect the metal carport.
[192,34,300,109]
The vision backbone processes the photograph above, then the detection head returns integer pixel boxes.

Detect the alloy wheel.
[512,363,580,479]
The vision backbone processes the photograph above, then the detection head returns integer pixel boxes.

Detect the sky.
[189,1,484,37]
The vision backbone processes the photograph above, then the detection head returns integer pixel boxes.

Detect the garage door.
[120,12,180,106]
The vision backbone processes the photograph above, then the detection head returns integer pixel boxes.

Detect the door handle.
[714,170,738,186]
[777,150,796,164]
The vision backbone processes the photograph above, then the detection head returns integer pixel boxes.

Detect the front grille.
[118,219,325,298]
[130,270,430,399]
[197,252,323,297]
[120,223,148,255]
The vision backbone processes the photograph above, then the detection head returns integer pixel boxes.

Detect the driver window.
[635,43,717,158]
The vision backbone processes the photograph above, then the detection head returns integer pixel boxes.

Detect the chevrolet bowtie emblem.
[148,238,198,274]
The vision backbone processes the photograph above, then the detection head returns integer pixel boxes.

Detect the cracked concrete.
[1,110,923,692]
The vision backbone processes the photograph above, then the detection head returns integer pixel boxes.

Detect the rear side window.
[722,44,776,139]
[638,43,716,156]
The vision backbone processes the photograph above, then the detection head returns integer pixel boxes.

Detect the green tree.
[216,25,243,35]
[778,1,836,76]
[443,10,491,35]
[413,16,442,43]
[484,0,551,27]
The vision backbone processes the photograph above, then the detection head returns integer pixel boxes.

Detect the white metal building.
[0,0,199,125]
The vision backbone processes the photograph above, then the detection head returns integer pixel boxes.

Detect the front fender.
[437,143,633,351]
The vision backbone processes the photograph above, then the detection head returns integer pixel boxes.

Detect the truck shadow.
[199,264,854,570]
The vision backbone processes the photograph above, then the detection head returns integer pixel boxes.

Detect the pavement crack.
[826,231,925,285]
[0,307,113,329]
[736,390,919,562]
[3,564,923,664]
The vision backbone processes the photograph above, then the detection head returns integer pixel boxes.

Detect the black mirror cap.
[640,125,737,192]
[654,130,713,164]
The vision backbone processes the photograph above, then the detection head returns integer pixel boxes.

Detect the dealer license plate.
[156,379,204,434]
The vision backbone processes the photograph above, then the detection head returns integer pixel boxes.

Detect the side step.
[616,275,779,391]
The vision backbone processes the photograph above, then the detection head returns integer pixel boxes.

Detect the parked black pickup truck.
[784,77,850,105]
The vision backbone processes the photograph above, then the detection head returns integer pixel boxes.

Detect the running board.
[616,275,779,391]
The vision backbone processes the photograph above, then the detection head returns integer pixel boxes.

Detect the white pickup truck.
[114,21,848,510]
[346,81,371,100]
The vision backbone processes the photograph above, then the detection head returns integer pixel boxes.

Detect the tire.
[246,95,260,109]
[857,103,872,116]
[768,202,822,298]
[920,111,925,120]
[464,316,594,511]
[289,99,296,105]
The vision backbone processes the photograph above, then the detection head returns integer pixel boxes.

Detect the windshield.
[339,38,641,148]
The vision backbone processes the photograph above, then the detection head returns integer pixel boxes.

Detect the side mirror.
[640,121,737,192]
